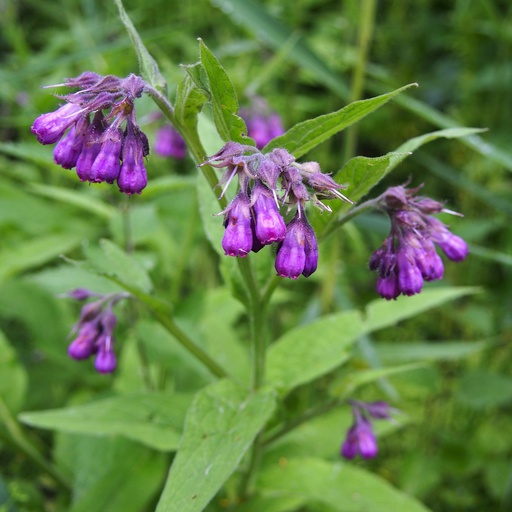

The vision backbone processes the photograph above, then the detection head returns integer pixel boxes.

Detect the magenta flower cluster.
[65,288,128,374]
[341,400,393,460]
[370,185,469,300]
[31,72,149,194]
[203,142,351,279]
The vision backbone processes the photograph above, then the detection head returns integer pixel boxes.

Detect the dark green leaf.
[264,84,417,158]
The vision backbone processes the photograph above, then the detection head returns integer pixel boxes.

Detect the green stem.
[147,302,228,379]
[343,0,377,162]
[0,396,71,490]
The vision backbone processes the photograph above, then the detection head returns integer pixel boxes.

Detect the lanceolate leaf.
[263,84,417,158]
[114,0,167,93]
[156,380,276,512]
[266,287,477,394]
[186,40,254,145]
[257,457,431,512]
[19,392,192,452]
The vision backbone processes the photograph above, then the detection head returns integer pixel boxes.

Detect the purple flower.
[341,416,378,460]
[275,209,318,279]
[341,400,395,460]
[154,125,187,159]
[251,181,286,245]
[32,72,151,193]
[370,184,468,300]
[64,291,128,374]
[31,103,83,145]
[117,122,148,194]
[221,191,253,257]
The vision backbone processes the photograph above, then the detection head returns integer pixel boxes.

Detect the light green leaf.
[156,379,276,512]
[29,183,115,220]
[266,287,477,394]
[0,330,28,414]
[19,392,192,451]
[257,457,431,512]
[113,0,167,93]
[67,437,167,512]
[266,310,365,393]
[186,40,253,145]
[174,73,209,153]
[0,233,85,283]
[337,152,410,204]
[364,287,479,333]
[375,340,488,363]
[84,239,153,294]
[263,84,417,158]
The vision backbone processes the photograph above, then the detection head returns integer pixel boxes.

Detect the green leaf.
[174,74,209,153]
[0,233,85,283]
[330,363,425,397]
[186,40,253,145]
[263,84,417,158]
[66,437,166,512]
[84,239,153,294]
[29,183,116,220]
[394,126,485,154]
[0,330,28,414]
[337,152,410,204]
[364,287,479,333]
[19,392,192,451]
[266,287,477,394]
[375,340,489,363]
[456,370,512,409]
[113,0,167,93]
[266,310,365,394]
[156,379,276,512]
[256,457,431,512]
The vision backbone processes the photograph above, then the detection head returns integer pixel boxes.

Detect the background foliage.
[1,0,512,511]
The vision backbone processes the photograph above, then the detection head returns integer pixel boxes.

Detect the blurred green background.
[1,0,512,511]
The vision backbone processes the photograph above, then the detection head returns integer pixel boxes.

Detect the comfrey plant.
[22,3,478,511]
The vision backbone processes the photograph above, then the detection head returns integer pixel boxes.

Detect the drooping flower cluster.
[240,97,285,149]
[64,288,129,374]
[341,400,393,460]
[370,185,469,300]
[31,72,149,194]
[154,125,187,159]
[203,142,351,279]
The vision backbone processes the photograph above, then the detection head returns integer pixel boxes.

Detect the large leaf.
[113,0,167,93]
[156,379,276,512]
[266,287,477,394]
[263,84,416,158]
[266,310,365,394]
[455,370,512,409]
[19,392,193,451]
[364,287,479,333]
[256,457,431,512]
